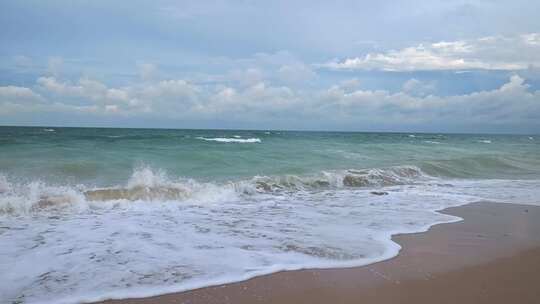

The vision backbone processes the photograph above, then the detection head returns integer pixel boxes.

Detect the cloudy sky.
[1,0,540,133]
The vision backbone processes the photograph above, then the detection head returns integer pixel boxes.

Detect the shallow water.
[1,127,539,303]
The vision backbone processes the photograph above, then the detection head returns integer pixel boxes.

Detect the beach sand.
[99,202,540,304]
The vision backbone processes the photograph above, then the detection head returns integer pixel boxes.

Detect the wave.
[420,154,540,178]
[0,165,428,215]
[196,137,261,143]
[250,165,426,192]
[2,167,540,303]
[0,179,86,214]
[2,155,539,215]
[478,139,492,144]
[0,167,480,304]
[82,165,426,202]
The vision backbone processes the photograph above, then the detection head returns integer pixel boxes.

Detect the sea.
[1,126,539,303]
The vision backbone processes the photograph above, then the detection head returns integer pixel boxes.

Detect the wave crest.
[249,165,426,192]
[196,137,261,143]
[0,179,86,214]
[0,165,428,215]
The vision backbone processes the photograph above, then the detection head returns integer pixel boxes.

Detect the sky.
[1,0,540,133]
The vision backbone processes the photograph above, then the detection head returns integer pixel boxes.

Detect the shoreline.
[97,201,540,304]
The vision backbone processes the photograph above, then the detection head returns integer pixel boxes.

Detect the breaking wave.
[2,167,540,303]
[2,153,539,215]
[3,148,540,216]
[0,165,428,215]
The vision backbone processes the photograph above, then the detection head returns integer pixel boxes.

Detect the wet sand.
[99,202,540,304]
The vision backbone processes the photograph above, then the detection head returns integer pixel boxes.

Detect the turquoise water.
[1,127,539,186]
[1,126,539,304]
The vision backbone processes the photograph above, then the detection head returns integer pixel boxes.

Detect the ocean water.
[1,126,539,303]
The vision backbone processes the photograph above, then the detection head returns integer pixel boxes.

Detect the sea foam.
[1,167,540,304]
[196,137,261,143]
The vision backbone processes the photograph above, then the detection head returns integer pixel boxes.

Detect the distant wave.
[43,128,55,132]
[478,140,492,144]
[196,137,261,143]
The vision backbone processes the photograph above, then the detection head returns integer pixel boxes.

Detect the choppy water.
[1,126,539,303]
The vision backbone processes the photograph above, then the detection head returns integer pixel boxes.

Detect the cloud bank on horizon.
[1,0,539,133]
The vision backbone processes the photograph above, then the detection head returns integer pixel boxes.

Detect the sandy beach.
[97,201,540,304]
[3,2,540,303]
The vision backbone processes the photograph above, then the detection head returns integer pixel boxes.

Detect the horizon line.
[1,124,538,136]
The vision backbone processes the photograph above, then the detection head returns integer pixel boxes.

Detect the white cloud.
[315,75,539,127]
[323,33,540,71]
[2,74,539,131]
[141,79,198,101]
[227,68,264,87]
[206,82,299,118]
[0,86,43,103]
[277,63,316,84]
[402,79,436,97]
[36,77,144,115]
[106,88,130,102]
[38,77,129,103]
[47,57,64,76]
[339,78,361,92]
[0,86,44,115]
[203,51,318,88]
[37,77,83,96]
[137,63,158,81]
[136,79,201,115]
[522,33,540,46]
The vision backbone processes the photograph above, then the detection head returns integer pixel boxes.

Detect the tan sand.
[98,202,540,304]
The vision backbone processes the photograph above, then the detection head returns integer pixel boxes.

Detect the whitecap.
[478,140,492,144]
[196,137,261,143]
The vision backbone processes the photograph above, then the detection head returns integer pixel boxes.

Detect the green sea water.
[1,126,539,187]
[1,126,540,304]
